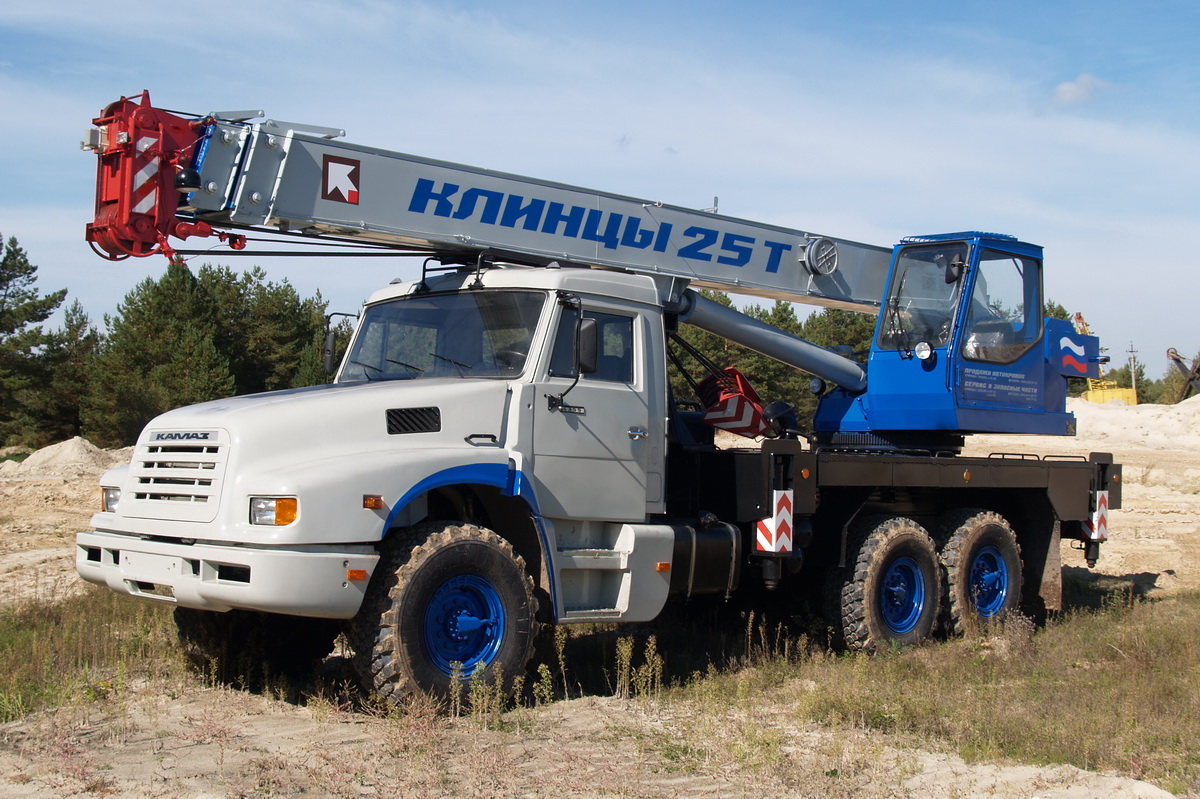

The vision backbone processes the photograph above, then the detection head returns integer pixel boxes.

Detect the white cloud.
[1053,73,1112,105]
[1,4,1195,377]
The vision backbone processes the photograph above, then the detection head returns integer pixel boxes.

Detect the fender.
[382,461,559,617]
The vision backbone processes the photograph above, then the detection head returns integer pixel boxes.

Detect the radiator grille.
[123,431,228,522]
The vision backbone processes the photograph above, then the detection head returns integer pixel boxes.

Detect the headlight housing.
[249,497,298,526]
[101,487,121,513]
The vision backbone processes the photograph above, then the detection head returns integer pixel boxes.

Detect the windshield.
[339,290,547,382]
[877,242,967,351]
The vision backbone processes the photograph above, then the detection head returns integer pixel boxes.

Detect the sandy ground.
[0,399,1195,798]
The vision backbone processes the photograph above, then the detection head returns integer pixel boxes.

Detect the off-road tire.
[174,607,339,687]
[350,521,539,705]
[937,509,1023,635]
[832,515,940,652]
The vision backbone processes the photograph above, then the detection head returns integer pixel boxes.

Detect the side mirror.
[945,255,965,284]
[322,330,337,376]
[577,318,598,375]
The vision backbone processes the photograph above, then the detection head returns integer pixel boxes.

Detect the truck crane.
[76,92,1120,702]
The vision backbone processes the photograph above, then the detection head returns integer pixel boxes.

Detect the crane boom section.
[84,93,889,311]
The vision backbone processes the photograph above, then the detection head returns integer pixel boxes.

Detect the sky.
[1,0,1198,379]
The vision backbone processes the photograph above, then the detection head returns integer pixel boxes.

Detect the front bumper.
[76,530,379,619]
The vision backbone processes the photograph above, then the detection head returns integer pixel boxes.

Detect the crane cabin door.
[952,247,1049,431]
[530,301,664,522]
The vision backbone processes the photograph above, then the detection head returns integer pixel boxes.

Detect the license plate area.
[120,551,183,584]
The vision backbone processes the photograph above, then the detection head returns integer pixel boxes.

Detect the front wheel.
[938,509,1023,635]
[831,515,940,652]
[351,522,539,704]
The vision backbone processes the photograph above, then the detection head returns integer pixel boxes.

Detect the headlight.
[101,487,121,513]
[250,497,298,526]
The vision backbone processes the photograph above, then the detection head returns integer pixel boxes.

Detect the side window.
[962,252,1042,363]
[549,309,634,382]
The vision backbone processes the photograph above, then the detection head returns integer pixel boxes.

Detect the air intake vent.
[387,407,441,435]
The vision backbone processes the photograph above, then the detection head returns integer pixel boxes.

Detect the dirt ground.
[1,398,1195,798]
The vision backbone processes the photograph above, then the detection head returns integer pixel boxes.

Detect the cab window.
[550,310,634,382]
[961,251,1042,363]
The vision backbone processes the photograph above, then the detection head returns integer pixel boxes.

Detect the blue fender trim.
[382,462,558,621]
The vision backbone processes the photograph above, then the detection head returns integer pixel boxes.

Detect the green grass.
[0,585,178,721]
[657,592,1200,795]
[6,582,1200,794]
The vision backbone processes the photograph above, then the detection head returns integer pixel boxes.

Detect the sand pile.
[0,437,129,478]
[1070,395,1200,451]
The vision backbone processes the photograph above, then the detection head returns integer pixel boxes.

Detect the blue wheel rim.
[880,556,926,634]
[423,574,506,675]
[969,545,1009,617]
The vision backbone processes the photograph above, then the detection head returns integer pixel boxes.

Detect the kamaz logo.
[152,432,213,441]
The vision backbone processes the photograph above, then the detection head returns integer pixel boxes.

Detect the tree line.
[1,234,328,448]
[0,232,1193,450]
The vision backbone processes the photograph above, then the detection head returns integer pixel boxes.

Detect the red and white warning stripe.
[1085,490,1109,541]
[755,489,794,552]
[704,395,771,438]
[131,134,160,216]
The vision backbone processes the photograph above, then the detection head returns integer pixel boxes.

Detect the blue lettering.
[408,178,459,217]
[763,240,792,273]
[653,222,673,253]
[717,232,755,267]
[499,195,545,230]
[452,188,504,224]
[582,210,623,250]
[678,226,718,261]
[620,216,654,249]
[541,202,585,237]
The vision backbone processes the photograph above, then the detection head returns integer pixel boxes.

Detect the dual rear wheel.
[827,509,1023,651]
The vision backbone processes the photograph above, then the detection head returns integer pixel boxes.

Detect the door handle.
[627,427,649,440]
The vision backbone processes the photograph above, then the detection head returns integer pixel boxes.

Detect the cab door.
[530,301,663,522]
[953,248,1047,428]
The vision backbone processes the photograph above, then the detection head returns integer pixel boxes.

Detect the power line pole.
[1128,342,1138,395]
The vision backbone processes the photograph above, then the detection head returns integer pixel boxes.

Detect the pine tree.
[13,300,102,446]
[0,235,67,445]
[83,259,234,447]
[82,258,328,446]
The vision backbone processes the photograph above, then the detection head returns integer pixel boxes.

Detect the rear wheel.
[831,515,940,652]
[351,521,539,704]
[938,509,1023,635]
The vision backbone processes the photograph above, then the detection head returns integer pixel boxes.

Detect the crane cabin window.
[340,290,546,381]
[877,243,968,352]
[961,252,1042,364]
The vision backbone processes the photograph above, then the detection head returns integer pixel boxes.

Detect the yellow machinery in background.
[1073,314,1138,405]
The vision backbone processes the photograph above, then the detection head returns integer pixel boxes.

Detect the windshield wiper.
[349,359,419,382]
[350,359,382,380]
[429,353,473,375]
[887,264,913,355]
[387,358,424,373]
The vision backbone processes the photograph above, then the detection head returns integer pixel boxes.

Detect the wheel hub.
[880,556,925,634]
[423,574,506,675]
[969,545,1008,617]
